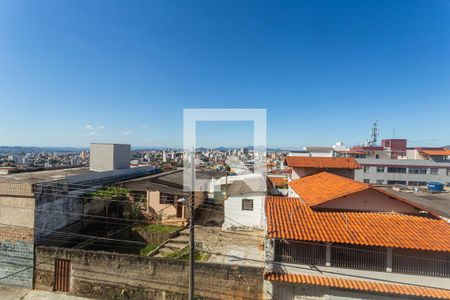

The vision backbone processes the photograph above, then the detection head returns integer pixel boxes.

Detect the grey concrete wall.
[35,246,263,299]
[113,144,131,170]
[90,144,130,172]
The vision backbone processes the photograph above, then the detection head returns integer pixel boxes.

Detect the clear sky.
[0,0,449,148]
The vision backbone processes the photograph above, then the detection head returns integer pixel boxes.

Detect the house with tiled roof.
[285,156,361,181]
[263,173,450,299]
[288,172,436,216]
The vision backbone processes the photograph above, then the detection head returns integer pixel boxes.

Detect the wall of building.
[90,143,130,172]
[0,182,35,288]
[291,168,354,180]
[315,189,420,214]
[35,246,263,300]
[355,159,450,186]
[147,190,180,221]
[223,194,265,229]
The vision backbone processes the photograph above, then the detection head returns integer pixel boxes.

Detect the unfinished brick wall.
[35,246,263,299]
[0,182,35,288]
[0,227,34,288]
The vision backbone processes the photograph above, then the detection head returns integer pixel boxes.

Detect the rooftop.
[265,196,450,252]
[285,156,361,169]
[265,273,450,299]
[288,172,369,206]
[0,167,92,184]
[378,187,450,219]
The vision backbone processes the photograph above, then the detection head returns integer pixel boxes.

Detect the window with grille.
[160,193,175,204]
[242,199,253,211]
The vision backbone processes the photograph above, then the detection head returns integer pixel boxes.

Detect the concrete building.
[89,143,131,172]
[264,173,450,299]
[0,164,155,288]
[355,158,450,186]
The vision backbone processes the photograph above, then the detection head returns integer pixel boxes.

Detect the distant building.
[89,143,130,172]
[355,158,450,186]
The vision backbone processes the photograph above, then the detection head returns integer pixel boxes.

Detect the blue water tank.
[427,182,444,192]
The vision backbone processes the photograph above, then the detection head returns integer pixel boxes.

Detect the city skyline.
[1,0,449,148]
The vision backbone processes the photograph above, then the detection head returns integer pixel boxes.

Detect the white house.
[219,174,267,230]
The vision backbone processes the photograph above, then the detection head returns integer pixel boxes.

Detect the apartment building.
[355,158,450,186]
[263,172,450,299]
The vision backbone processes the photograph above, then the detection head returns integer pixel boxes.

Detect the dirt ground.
[194,225,265,267]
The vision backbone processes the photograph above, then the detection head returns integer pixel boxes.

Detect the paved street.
[0,285,90,300]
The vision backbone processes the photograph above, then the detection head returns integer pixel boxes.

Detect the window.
[408,181,427,186]
[387,180,407,185]
[376,167,384,173]
[363,166,369,173]
[375,154,380,159]
[376,179,384,185]
[387,167,406,173]
[363,179,370,183]
[447,169,450,176]
[430,168,439,175]
[408,168,426,174]
[242,199,254,211]
[160,193,175,204]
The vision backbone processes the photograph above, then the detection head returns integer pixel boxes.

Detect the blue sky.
[0,0,449,148]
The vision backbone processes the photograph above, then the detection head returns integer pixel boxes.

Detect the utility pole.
[189,150,195,300]
[189,190,195,300]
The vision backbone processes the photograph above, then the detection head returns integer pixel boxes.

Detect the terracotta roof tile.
[420,150,450,156]
[288,172,369,206]
[265,273,450,299]
[285,156,361,169]
[268,176,288,188]
[265,196,450,252]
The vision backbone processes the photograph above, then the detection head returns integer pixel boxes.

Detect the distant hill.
[0,146,85,153]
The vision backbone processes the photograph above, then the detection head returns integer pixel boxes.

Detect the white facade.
[219,174,267,230]
[222,194,265,230]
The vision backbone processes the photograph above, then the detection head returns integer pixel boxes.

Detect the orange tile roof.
[285,156,361,169]
[420,150,450,156]
[288,172,370,206]
[268,176,288,188]
[265,273,450,299]
[265,196,450,252]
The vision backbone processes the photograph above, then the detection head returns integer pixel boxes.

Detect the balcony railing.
[274,240,450,277]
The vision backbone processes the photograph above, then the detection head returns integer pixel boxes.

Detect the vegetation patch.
[163,247,209,261]
[132,223,180,234]
[139,243,159,256]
